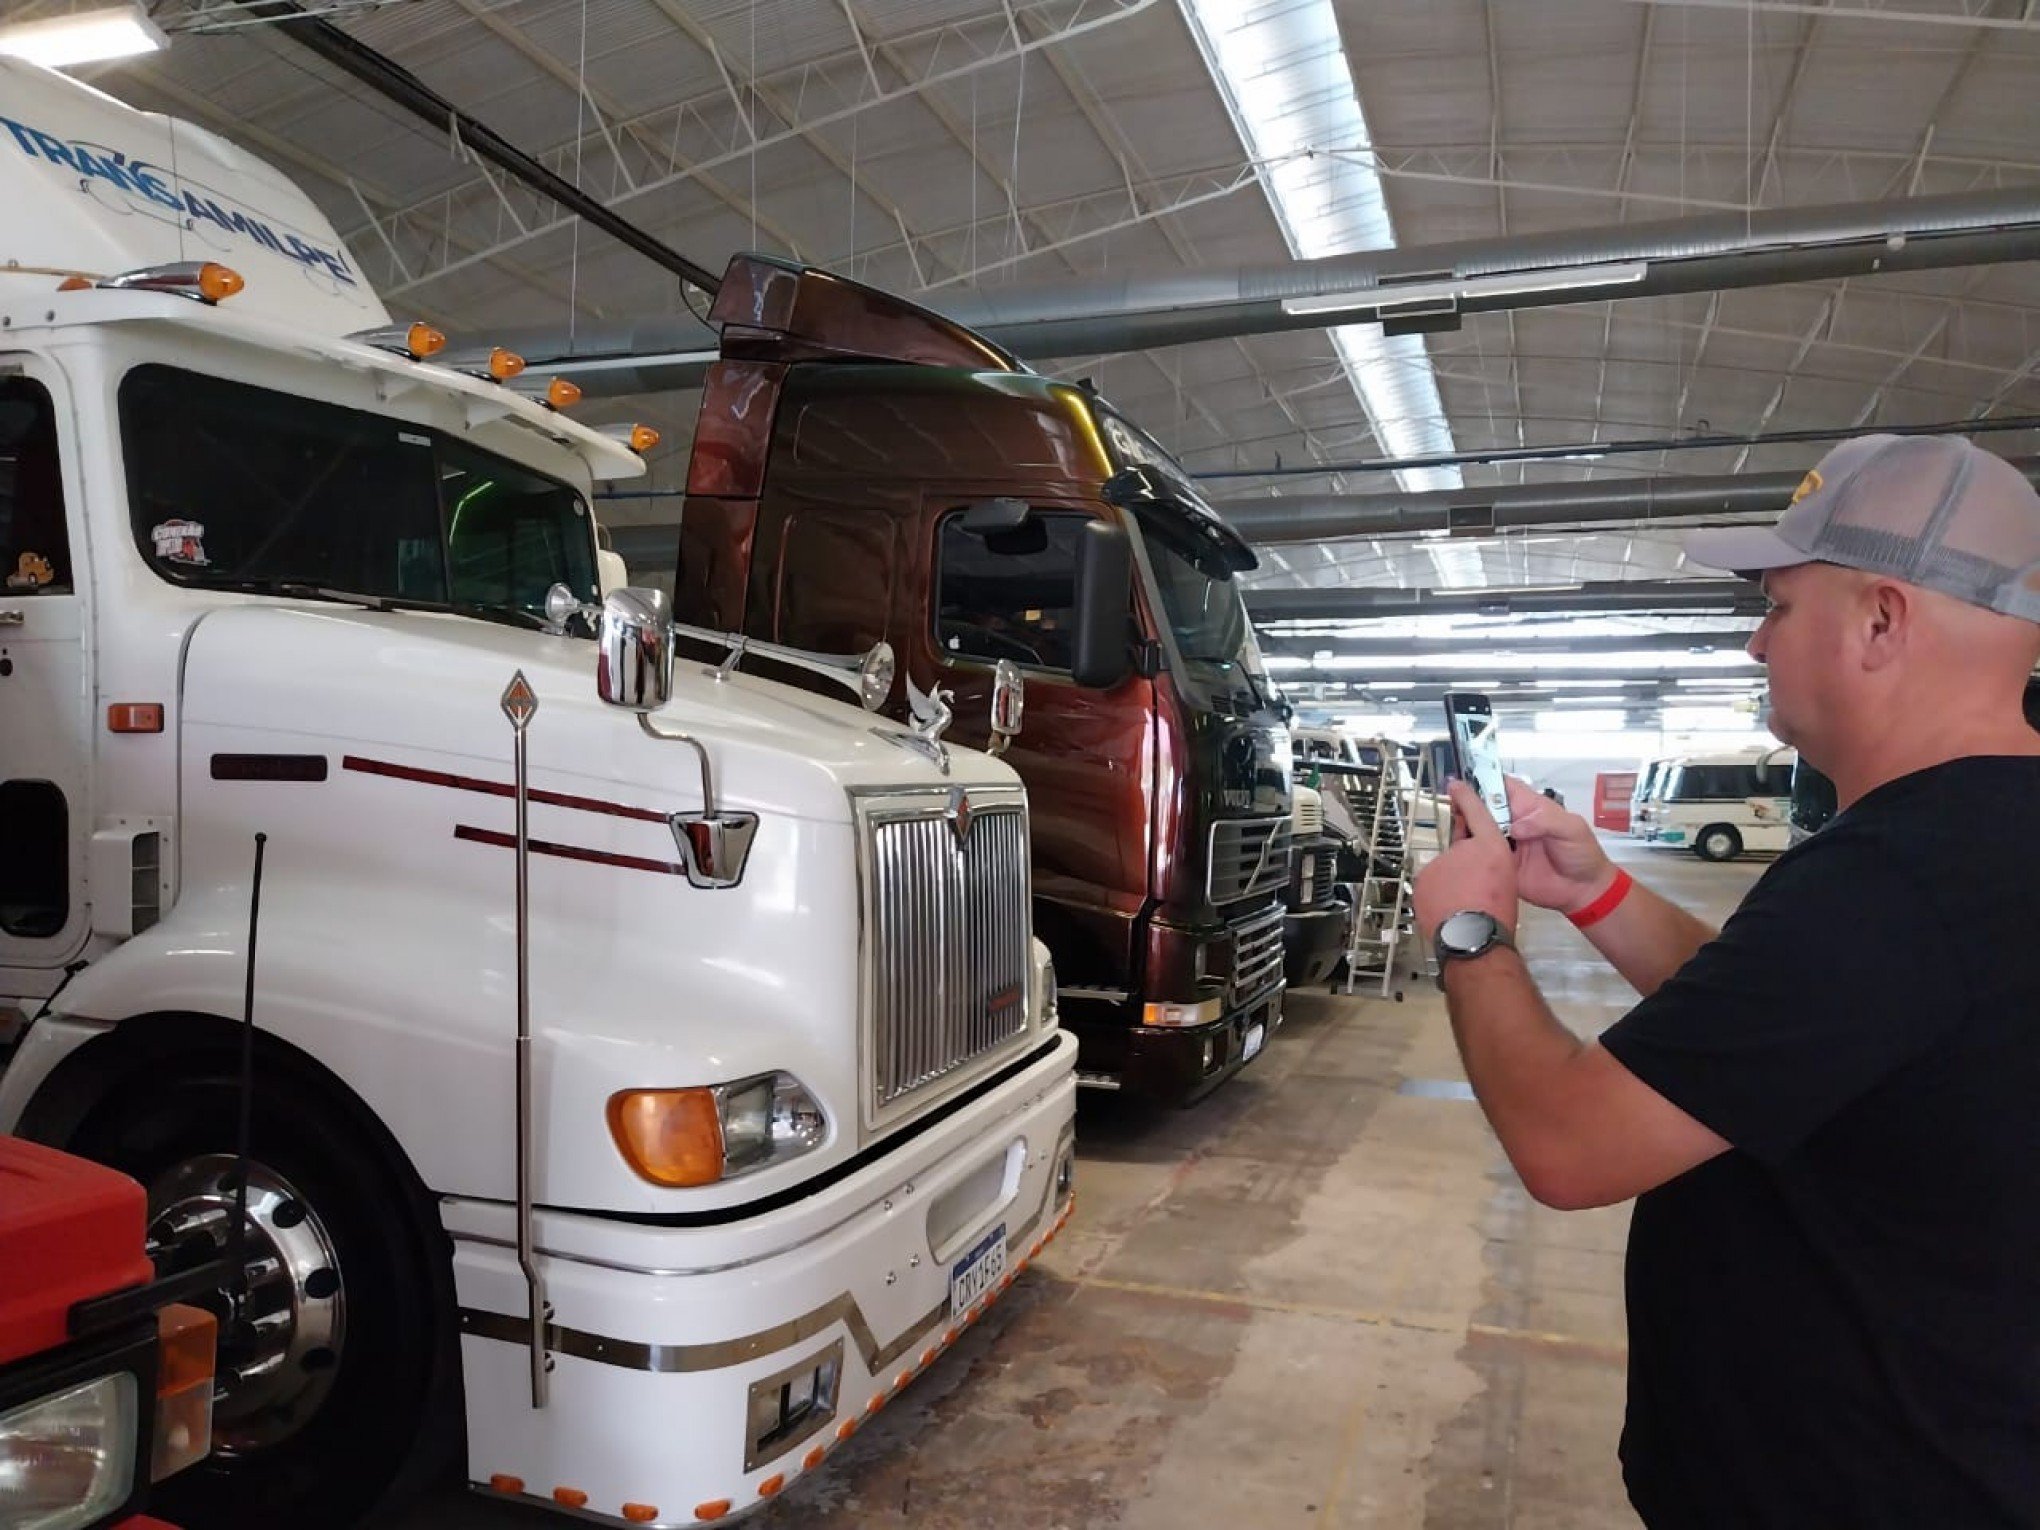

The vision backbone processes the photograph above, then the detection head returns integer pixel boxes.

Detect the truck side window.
[934,510,1088,673]
[440,439,597,619]
[0,378,70,595]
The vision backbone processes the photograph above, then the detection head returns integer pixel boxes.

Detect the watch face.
[1439,911,1496,954]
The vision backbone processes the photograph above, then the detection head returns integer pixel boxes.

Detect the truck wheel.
[71,1070,458,1529]
[1695,825,1743,862]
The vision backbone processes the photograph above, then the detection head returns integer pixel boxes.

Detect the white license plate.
[1242,1021,1267,1061]
[949,1223,1008,1315]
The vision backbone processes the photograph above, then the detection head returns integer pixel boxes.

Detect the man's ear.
[1860,578,1912,672]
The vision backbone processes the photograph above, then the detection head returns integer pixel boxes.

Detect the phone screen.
[1445,694,1513,835]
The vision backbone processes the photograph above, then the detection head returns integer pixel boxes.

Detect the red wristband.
[1567,868,1634,930]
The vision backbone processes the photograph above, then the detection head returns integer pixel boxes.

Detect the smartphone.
[1442,692,1513,836]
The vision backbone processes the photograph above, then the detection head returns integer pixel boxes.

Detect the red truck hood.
[0,1137,153,1366]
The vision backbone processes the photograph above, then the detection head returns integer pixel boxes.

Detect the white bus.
[1644,749,1796,861]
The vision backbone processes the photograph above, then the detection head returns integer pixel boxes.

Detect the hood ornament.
[901,674,955,774]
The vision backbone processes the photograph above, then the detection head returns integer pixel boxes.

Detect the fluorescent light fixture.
[1280,262,1649,320]
[1178,0,1460,498]
[1535,709,1625,732]
[0,4,167,68]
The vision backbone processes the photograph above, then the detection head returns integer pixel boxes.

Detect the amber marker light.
[622,1505,659,1523]
[600,422,663,454]
[196,262,244,302]
[758,1474,785,1498]
[546,378,582,408]
[608,1088,724,1187]
[408,322,448,358]
[488,347,526,380]
[553,1487,589,1508]
[149,1304,216,1481]
[694,1500,732,1522]
[107,702,164,734]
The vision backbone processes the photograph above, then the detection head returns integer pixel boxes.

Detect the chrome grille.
[1207,818,1292,905]
[867,797,1031,1115]
[1231,905,1286,1005]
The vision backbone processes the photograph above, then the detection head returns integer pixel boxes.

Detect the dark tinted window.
[934,510,1088,672]
[121,366,594,622]
[0,378,69,595]
[1666,762,1791,800]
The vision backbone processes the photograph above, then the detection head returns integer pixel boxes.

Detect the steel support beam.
[1247,581,1769,622]
[1220,455,2040,545]
[1259,629,1759,658]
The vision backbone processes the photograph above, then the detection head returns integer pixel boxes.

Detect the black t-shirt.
[1601,756,2040,1530]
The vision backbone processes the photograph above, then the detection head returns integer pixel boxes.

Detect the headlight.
[0,1373,138,1530]
[608,1072,828,1188]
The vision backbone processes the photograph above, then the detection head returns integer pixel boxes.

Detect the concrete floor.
[408,835,1762,1530]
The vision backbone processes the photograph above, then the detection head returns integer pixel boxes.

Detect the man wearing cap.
[1413,435,2040,1528]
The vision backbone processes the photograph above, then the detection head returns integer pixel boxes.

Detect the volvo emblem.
[946,785,974,845]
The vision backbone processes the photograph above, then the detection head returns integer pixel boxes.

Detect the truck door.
[924,502,1156,975]
[0,361,90,973]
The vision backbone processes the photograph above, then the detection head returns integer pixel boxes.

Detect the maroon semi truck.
[657,256,1292,1105]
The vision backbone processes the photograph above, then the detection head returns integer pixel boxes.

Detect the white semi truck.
[0,57,1076,1528]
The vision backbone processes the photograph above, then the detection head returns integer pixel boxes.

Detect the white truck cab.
[0,59,1076,1528]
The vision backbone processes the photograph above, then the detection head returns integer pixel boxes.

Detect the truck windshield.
[1136,508,1269,699]
[119,365,597,627]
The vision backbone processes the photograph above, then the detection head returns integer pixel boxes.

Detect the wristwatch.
[1432,910,1516,990]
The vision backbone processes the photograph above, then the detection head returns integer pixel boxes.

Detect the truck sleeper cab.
[672,257,1292,1107]
[0,57,1075,1530]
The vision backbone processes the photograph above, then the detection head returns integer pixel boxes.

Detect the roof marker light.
[100,261,244,304]
[600,423,662,455]
[350,321,447,361]
[511,376,583,410]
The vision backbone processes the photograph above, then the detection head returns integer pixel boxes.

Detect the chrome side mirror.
[596,587,675,712]
[989,659,1025,757]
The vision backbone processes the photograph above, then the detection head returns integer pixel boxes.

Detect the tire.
[71,1067,460,1530]
[1694,824,1743,862]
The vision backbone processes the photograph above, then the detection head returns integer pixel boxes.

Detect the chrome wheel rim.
[146,1154,346,1454]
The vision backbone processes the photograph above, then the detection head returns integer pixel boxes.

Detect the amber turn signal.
[608,1088,724,1187]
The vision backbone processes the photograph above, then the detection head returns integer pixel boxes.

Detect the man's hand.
[1413,780,1520,940]
[1502,776,1618,915]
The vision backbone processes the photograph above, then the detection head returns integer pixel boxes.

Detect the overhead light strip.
[0,4,167,68]
[1177,0,1461,499]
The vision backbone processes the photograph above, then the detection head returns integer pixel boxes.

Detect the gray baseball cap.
[1683,434,2040,623]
